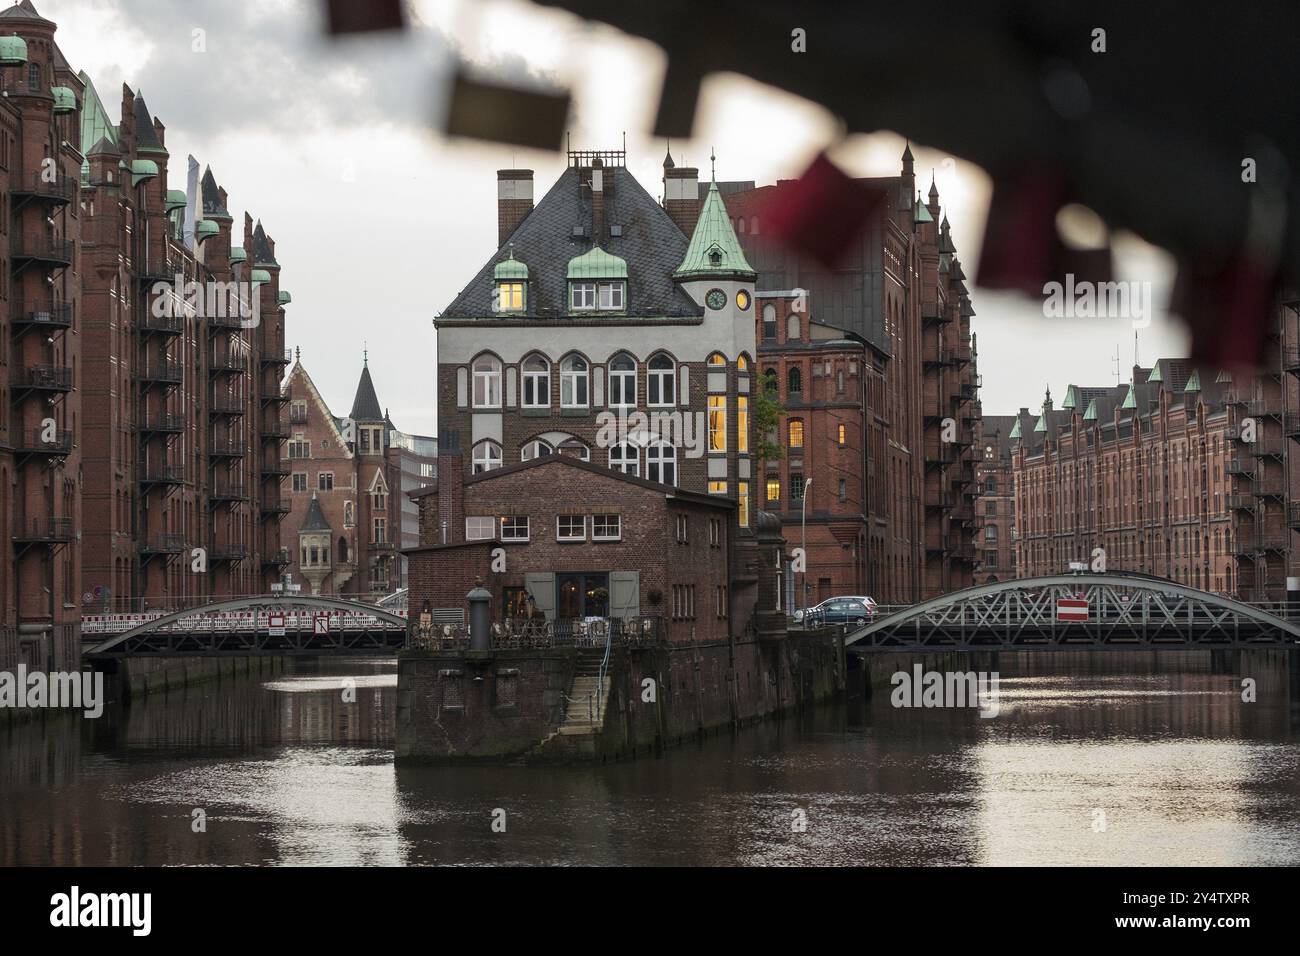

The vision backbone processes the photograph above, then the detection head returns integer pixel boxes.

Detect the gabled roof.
[674,177,756,281]
[201,166,230,219]
[441,165,701,320]
[349,362,384,422]
[300,494,332,533]
[286,363,354,458]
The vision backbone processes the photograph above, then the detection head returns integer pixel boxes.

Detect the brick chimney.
[663,161,700,237]
[497,169,534,246]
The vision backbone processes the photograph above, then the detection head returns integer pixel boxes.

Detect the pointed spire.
[674,173,756,282]
[663,139,674,169]
[710,146,716,180]
[902,141,914,163]
[350,359,383,422]
[928,172,939,202]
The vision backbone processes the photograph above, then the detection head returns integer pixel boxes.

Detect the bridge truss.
[84,596,409,658]
[846,574,1300,652]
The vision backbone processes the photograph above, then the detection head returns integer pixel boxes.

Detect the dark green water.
[2,650,1299,865]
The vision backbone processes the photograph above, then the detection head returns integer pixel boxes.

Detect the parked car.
[800,596,877,627]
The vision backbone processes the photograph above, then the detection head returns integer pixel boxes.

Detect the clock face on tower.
[706,289,726,310]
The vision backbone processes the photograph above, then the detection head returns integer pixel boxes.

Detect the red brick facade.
[405,455,735,643]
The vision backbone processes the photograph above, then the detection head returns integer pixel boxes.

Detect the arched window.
[788,366,802,395]
[608,352,636,407]
[557,438,590,460]
[521,438,553,461]
[646,441,676,485]
[27,61,39,91]
[609,441,639,476]
[560,354,589,408]
[751,217,760,235]
[762,304,777,341]
[648,354,675,407]
[707,352,727,367]
[787,314,800,341]
[472,440,502,474]
[521,354,550,408]
[471,354,502,408]
[763,367,779,396]
[788,419,804,448]
[737,353,749,371]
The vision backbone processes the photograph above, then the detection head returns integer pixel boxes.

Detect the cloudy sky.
[42,0,1190,434]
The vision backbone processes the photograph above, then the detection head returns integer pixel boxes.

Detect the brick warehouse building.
[283,354,436,599]
[721,146,981,602]
[430,146,767,626]
[1009,314,1300,602]
[0,0,84,671]
[78,73,291,613]
[407,455,735,641]
[975,407,1017,583]
[754,291,875,605]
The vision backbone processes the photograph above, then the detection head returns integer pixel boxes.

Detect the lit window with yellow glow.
[738,482,750,527]
[766,477,781,501]
[736,354,748,371]
[707,352,726,367]
[737,396,749,453]
[788,419,804,448]
[708,480,728,494]
[496,281,525,312]
[838,423,846,446]
[708,395,727,452]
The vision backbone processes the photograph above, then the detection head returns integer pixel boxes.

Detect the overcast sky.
[44,0,1191,434]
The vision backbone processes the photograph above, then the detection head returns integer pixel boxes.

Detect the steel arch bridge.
[845,574,1300,652]
[84,596,409,658]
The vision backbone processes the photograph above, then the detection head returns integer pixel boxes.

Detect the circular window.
[736,289,751,310]
[705,289,726,310]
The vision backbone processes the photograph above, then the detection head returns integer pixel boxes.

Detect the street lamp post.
[801,478,812,613]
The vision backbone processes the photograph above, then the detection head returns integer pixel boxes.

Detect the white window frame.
[557,514,586,542]
[597,281,625,310]
[645,441,676,485]
[521,439,553,461]
[609,441,639,477]
[465,516,495,540]
[647,355,675,407]
[291,472,307,492]
[570,282,596,310]
[318,472,334,492]
[591,514,621,541]
[521,354,550,408]
[472,440,502,474]
[560,354,589,408]
[608,353,636,407]
[472,354,502,408]
[500,516,530,541]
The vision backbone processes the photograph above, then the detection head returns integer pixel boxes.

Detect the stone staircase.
[558,649,610,736]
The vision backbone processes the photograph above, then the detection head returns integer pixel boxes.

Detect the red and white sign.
[1056,597,1089,622]
[268,612,286,636]
[313,613,330,635]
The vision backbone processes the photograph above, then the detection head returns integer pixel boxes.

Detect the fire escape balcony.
[210,543,249,563]
[136,257,180,284]
[12,303,72,333]
[1227,494,1256,512]
[13,516,74,546]
[922,346,954,369]
[210,483,248,503]
[923,441,955,468]
[14,427,72,458]
[1246,399,1282,419]
[261,348,293,368]
[140,533,186,556]
[138,359,184,386]
[262,547,291,569]
[138,310,185,336]
[210,353,248,375]
[1250,440,1285,458]
[1225,458,1252,476]
[261,419,289,440]
[1285,347,1300,376]
[209,439,247,459]
[10,172,74,206]
[261,388,291,407]
[209,395,247,417]
[139,413,185,435]
[1253,479,1285,499]
[1285,414,1300,439]
[14,364,72,394]
[261,457,289,477]
[261,496,291,517]
[1288,503,1300,530]
[11,237,74,268]
[921,302,950,326]
[139,464,184,487]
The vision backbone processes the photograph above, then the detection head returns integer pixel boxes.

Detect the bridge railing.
[82,605,408,636]
[408,616,665,651]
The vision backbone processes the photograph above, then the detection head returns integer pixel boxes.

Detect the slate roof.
[979,414,1019,461]
[251,220,277,266]
[300,494,332,533]
[441,165,702,320]
[349,363,384,421]
[201,166,230,218]
[132,92,166,154]
[0,0,51,22]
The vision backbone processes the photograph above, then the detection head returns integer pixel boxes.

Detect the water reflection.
[0,651,1298,865]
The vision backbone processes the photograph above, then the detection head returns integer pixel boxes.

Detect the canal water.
[2,651,1299,866]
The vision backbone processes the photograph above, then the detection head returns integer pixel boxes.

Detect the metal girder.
[846,574,1300,652]
[85,595,408,657]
